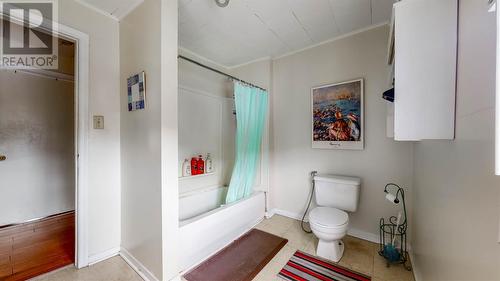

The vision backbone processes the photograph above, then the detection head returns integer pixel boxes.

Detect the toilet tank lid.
[314,174,361,185]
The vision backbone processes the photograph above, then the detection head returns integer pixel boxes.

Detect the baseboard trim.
[346,228,379,244]
[272,208,306,221]
[408,249,422,281]
[270,208,380,244]
[120,247,159,281]
[88,246,120,265]
[265,209,276,218]
[168,275,182,281]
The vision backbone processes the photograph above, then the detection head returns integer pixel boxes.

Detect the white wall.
[120,0,163,279]
[230,59,272,91]
[58,0,121,260]
[0,71,75,226]
[269,26,414,239]
[411,1,500,280]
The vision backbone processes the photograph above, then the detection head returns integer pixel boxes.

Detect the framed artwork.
[311,79,364,150]
[127,71,146,111]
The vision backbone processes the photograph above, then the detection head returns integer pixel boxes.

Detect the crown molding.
[75,0,144,22]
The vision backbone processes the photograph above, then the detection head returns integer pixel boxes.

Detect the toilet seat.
[309,207,348,228]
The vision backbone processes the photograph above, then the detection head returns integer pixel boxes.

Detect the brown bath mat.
[183,229,288,281]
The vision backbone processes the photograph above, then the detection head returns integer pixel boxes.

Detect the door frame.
[0,11,91,268]
[63,24,91,270]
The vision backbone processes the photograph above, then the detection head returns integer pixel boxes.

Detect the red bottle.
[191,157,198,175]
[197,155,205,174]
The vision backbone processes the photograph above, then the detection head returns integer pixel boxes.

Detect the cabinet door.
[394,0,457,140]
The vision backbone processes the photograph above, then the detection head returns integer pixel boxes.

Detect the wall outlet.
[93,115,104,129]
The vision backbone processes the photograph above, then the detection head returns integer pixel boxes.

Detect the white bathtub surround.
[179,190,266,272]
[178,85,235,195]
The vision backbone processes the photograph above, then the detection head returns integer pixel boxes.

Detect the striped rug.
[278,250,371,281]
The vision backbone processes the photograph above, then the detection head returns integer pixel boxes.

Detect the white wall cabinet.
[389,0,458,141]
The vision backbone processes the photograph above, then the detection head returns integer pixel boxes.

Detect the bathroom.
[2,0,498,281]
[174,0,500,280]
[176,0,414,279]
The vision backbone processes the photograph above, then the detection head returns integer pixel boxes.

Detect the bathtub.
[179,186,266,271]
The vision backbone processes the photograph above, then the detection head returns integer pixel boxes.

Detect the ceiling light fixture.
[215,0,229,7]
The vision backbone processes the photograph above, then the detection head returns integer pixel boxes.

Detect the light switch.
[93,115,104,129]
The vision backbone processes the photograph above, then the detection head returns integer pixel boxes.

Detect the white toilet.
[308,174,361,262]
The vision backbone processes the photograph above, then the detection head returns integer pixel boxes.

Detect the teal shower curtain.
[225,82,268,204]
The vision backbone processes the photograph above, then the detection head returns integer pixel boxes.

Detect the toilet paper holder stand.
[379,183,412,271]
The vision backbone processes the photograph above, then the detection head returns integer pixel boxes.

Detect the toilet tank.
[314,174,361,212]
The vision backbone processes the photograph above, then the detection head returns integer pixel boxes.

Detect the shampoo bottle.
[191,157,198,175]
[197,155,205,174]
[182,159,191,177]
[205,153,213,173]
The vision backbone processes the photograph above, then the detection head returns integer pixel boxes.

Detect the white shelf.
[179,172,215,180]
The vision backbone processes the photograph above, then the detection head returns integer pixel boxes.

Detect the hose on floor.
[301,171,317,233]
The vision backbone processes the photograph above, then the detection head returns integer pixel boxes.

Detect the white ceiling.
[76,0,144,21]
[180,0,396,68]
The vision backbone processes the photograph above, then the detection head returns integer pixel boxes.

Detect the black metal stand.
[378,183,412,271]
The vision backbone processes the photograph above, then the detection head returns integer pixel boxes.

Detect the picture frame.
[311,79,364,150]
[127,71,146,111]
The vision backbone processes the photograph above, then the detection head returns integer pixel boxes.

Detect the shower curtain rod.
[178,55,267,92]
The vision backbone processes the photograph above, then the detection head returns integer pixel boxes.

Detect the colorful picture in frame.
[312,79,364,150]
[127,71,146,111]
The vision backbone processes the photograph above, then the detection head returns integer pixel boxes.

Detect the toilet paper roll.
[385,193,397,204]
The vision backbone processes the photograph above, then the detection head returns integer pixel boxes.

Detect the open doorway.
[0,24,78,279]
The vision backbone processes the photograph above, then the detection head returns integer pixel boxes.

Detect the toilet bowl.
[308,174,360,263]
[309,206,349,262]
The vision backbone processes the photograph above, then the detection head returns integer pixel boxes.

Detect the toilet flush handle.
[0,155,6,161]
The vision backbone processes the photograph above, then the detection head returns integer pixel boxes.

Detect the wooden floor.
[0,211,75,281]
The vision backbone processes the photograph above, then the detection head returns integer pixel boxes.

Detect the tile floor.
[30,256,142,281]
[31,215,415,281]
[253,215,415,281]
